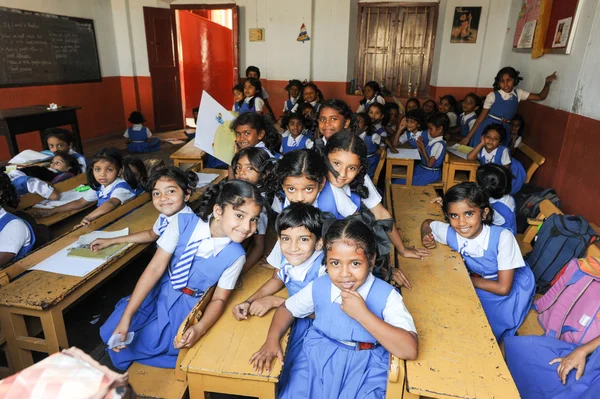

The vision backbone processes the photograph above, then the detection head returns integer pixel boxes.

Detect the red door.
[143,7,183,132]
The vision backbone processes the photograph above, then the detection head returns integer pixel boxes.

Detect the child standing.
[124,111,161,153]
[33,148,137,227]
[467,124,527,194]
[280,113,312,154]
[239,79,265,115]
[283,79,303,115]
[90,167,198,251]
[477,164,517,235]
[249,218,418,398]
[421,182,535,342]
[356,81,386,113]
[0,174,36,267]
[393,109,428,149]
[99,180,263,370]
[43,128,87,173]
[461,67,557,147]
[231,83,245,113]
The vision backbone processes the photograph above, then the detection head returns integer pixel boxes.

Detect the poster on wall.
[517,20,537,48]
[513,0,540,48]
[552,17,572,48]
[450,7,481,43]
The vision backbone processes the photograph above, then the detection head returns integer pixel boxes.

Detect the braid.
[0,174,19,209]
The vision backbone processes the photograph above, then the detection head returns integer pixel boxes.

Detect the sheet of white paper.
[33,186,89,209]
[29,228,131,277]
[194,91,237,165]
[9,149,52,165]
[447,144,471,160]
[387,148,421,160]
[194,173,220,188]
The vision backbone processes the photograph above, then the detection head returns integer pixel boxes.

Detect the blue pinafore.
[478,145,526,194]
[362,133,380,178]
[491,199,517,236]
[394,139,445,186]
[459,113,477,137]
[126,127,161,153]
[447,225,535,343]
[239,97,258,114]
[100,214,244,370]
[0,213,35,260]
[279,275,393,398]
[404,130,429,149]
[281,134,310,154]
[97,180,136,206]
[285,99,297,113]
[505,335,600,399]
[233,101,242,113]
[470,91,518,147]
[11,175,31,196]
[315,182,361,219]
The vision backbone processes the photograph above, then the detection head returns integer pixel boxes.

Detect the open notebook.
[33,185,91,208]
[9,150,52,165]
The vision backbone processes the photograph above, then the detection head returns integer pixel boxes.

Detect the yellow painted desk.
[390,185,520,399]
[181,263,289,399]
[0,170,225,373]
[385,149,417,186]
[171,140,205,169]
[444,153,479,192]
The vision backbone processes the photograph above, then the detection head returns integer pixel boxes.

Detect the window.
[355,3,438,97]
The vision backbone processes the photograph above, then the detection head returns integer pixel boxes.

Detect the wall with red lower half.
[178,11,233,117]
[0,76,154,161]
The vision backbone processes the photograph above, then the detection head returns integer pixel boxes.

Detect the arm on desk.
[0,252,16,269]
[32,197,91,218]
[471,269,514,296]
[421,219,437,249]
[249,305,295,374]
[467,138,485,161]
[48,188,61,201]
[233,275,286,320]
[90,229,159,252]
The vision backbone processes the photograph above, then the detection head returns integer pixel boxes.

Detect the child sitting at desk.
[0,173,36,268]
[19,151,80,184]
[7,169,61,201]
[250,217,418,398]
[42,127,87,174]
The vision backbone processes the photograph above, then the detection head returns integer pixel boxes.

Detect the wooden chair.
[372,150,387,186]
[127,286,216,399]
[515,141,546,184]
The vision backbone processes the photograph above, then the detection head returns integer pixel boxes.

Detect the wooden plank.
[170,140,205,168]
[390,185,520,399]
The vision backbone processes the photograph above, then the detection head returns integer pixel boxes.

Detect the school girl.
[422,99,438,120]
[231,83,244,113]
[0,174,36,268]
[238,78,265,115]
[33,148,137,227]
[308,99,354,152]
[283,79,303,115]
[122,156,147,196]
[477,164,517,235]
[439,95,459,128]
[394,113,448,186]
[249,218,418,398]
[368,102,395,151]
[356,81,386,113]
[405,97,420,113]
[99,180,264,370]
[245,65,276,119]
[124,111,161,153]
[456,92,481,138]
[393,109,428,149]
[509,114,525,153]
[7,169,60,201]
[232,112,280,158]
[467,124,527,194]
[461,67,557,147]
[421,182,535,342]
[383,102,402,136]
[356,112,382,178]
[89,167,198,252]
[279,113,313,154]
[42,128,87,173]
[18,151,80,185]
[299,82,323,114]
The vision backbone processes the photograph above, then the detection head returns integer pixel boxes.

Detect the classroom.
[0,0,599,398]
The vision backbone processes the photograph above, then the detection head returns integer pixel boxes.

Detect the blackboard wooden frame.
[0,7,102,88]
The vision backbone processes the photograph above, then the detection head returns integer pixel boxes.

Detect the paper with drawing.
[194,91,236,165]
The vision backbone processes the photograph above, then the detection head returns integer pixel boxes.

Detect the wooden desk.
[444,153,479,192]
[170,140,205,169]
[0,105,83,157]
[181,263,289,399]
[0,170,225,373]
[390,185,520,399]
[385,149,416,186]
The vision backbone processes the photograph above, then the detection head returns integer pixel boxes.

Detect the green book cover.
[67,243,130,260]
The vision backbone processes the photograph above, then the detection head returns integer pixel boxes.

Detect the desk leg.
[257,381,276,399]
[386,160,392,182]
[406,162,414,187]
[70,112,84,154]
[0,120,19,157]
[40,308,69,355]
[0,307,34,372]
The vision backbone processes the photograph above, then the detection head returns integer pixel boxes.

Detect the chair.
[373,150,387,186]
[515,142,546,183]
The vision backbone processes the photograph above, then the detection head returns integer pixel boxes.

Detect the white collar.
[99,177,125,196]
[359,131,366,139]
[280,249,323,282]
[428,135,444,145]
[461,111,476,120]
[159,205,193,223]
[286,134,303,145]
[456,224,491,252]
[289,96,299,103]
[490,195,514,207]
[330,272,375,304]
[481,147,498,159]
[407,129,422,139]
[188,216,232,256]
[244,96,256,103]
[498,89,518,100]
[0,207,6,219]
[255,141,274,157]
[310,100,318,107]
[132,124,144,129]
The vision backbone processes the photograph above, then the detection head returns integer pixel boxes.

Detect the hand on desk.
[249,339,284,374]
[422,233,437,249]
[174,324,203,349]
[232,302,251,320]
[392,268,412,289]
[89,238,112,252]
[430,196,443,205]
[33,209,56,218]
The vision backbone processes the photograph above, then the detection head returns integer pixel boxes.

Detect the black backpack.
[514,184,561,233]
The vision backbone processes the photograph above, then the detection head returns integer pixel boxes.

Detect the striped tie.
[157,216,168,235]
[170,238,202,289]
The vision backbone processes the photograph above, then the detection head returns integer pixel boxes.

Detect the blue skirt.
[204,154,229,169]
[477,266,535,343]
[127,137,161,153]
[367,155,379,179]
[505,336,600,399]
[510,158,526,194]
[393,165,441,186]
[279,328,389,399]
[278,317,312,395]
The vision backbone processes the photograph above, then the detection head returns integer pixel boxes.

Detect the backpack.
[514,184,561,233]
[535,257,600,345]
[526,214,598,293]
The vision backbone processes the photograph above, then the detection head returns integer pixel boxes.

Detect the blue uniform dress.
[490,197,517,235]
[279,275,394,399]
[394,137,446,186]
[446,225,535,342]
[504,335,600,399]
[361,132,380,178]
[11,174,32,196]
[477,145,526,194]
[276,181,360,220]
[97,180,136,206]
[239,97,259,114]
[403,130,429,149]
[0,212,35,260]
[459,112,477,137]
[281,134,310,154]
[100,214,244,370]
[469,91,518,147]
[126,127,161,153]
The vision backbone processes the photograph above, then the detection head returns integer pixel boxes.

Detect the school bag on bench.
[514,185,561,233]
[534,257,600,345]
[526,213,598,293]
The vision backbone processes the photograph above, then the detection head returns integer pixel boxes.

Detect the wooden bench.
[386,183,520,398]
[0,169,225,376]
[515,141,546,184]
[443,152,479,192]
[170,140,205,169]
[385,149,415,186]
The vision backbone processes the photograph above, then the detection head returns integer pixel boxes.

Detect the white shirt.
[266,242,325,281]
[270,186,358,217]
[282,96,299,112]
[483,89,530,109]
[359,131,381,146]
[430,222,525,274]
[285,273,417,334]
[8,170,55,199]
[261,87,269,100]
[514,136,522,149]
[82,177,136,204]
[123,124,153,141]
[460,112,477,131]
[427,135,445,160]
[68,149,87,174]
[447,111,458,127]
[257,206,268,235]
[490,195,516,227]
[356,95,386,113]
[152,205,193,235]
[157,216,245,290]
[280,133,313,153]
[254,141,274,158]
[479,147,511,166]
[342,175,381,210]
[245,96,264,112]
[399,130,425,145]
[0,207,32,255]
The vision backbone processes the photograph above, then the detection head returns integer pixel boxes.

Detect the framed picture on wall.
[450,6,482,43]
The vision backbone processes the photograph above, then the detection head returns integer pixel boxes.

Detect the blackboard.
[0,7,101,87]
